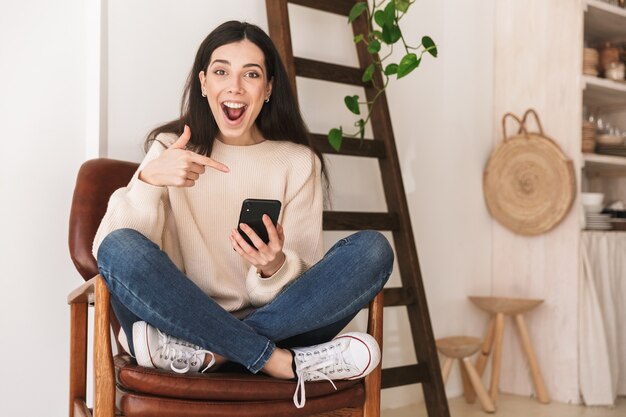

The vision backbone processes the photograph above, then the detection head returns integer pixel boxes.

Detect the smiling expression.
[199,40,273,145]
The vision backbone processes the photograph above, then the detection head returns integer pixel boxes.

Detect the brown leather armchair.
[67,158,384,417]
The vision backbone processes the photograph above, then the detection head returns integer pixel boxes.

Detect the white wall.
[492,0,582,403]
[105,0,495,410]
[0,0,87,415]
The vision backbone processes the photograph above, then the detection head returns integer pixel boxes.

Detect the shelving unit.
[579,6,626,408]
[582,75,626,108]
[582,152,626,175]
[584,0,626,44]
[582,0,626,177]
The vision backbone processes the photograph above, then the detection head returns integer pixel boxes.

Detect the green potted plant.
[328,0,438,151]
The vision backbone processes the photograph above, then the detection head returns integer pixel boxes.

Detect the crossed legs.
[97,228,393,376]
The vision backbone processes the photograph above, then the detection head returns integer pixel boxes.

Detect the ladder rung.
[383,288,414,307]
[382,364,430,389]
[295,57,367,87]
[360,288,413,311]
[323,212,399,231]
[289,0,353,16]
[311,134,386,158]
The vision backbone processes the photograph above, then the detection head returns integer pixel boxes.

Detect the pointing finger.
[188,153,229,173]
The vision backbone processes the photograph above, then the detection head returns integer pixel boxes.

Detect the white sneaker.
[291,332,381,408]
[132,321,215,374]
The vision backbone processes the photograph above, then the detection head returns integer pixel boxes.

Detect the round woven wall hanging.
[483,109,576,236]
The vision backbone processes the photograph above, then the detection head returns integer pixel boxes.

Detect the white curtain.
[579,231,626,406]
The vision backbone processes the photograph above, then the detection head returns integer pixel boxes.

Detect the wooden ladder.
[265,1,450,416]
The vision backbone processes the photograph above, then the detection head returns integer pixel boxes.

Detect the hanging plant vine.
[328,0,438,151]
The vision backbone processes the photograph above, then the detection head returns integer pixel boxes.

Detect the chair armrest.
[68,276,97,304]
[364,290,384,417]
[67,275,117,417]
[94,275,116,416]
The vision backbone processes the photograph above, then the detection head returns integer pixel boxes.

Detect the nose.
[228,76,243,94]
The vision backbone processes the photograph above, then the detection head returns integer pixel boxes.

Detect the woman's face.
[199,39,272,144]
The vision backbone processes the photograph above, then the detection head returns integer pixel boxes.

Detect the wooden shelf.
[582,75,626,108]
[583,152,626,174]
[584,0,626,44]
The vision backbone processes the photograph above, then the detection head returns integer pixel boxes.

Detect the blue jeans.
[97,228,393,373]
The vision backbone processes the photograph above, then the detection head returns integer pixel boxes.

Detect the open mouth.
[221,101,248,123]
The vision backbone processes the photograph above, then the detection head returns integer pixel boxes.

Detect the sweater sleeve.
[92,137,172,259]
[246,152,324,306]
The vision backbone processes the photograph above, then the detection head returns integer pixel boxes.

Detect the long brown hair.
[146,20,327,180]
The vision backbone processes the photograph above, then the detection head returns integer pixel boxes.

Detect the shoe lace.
[156,329,216,374]
[293,341,355,409]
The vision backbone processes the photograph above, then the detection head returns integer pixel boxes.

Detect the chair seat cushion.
[117,384,365,417]
[115,354,363,402]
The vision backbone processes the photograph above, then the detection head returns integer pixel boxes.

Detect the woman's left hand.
[230,214,286,277]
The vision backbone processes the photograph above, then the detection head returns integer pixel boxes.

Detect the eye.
[214,69,226,76]
[245,71,260,79]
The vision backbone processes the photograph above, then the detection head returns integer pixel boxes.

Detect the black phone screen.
[237,199,282,249]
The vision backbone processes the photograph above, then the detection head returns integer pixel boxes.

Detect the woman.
[94,20,393,409]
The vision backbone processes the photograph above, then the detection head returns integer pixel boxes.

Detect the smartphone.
[237,199,282,249]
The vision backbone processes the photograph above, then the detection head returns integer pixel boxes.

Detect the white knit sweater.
[93,133,324,317]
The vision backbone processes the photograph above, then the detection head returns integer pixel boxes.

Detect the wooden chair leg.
[489,313,505,406]
[69,303,88,417]
[441,357,454,385]
[515,314,549,404]
[94,276,116,417]
[462,358,495,413]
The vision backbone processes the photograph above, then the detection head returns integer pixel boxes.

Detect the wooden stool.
[436,336,495,413]
[469,296,550,406]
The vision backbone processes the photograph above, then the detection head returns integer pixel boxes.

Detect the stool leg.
[489,312,505,406]
[441,357,454,385]
[476,317,495,377]
[462,357,495,413]
[468,317,495,404]
[515,313,549,404]
[459,359,475,404]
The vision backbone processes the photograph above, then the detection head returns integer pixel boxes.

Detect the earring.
[265,96,270,103]
[202,90,206,97]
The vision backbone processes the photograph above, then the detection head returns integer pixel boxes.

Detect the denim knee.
[97,228,151,273]
[353,230,394,281]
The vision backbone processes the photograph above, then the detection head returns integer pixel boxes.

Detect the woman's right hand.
[139,125,229,187]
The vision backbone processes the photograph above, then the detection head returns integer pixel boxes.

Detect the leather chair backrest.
[68,158,139,280]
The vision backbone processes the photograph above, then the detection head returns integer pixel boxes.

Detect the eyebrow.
[210,59,264,72]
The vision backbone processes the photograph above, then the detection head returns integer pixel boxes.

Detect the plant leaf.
[374,10,387,28]
[348,2,368,23]
[397,53,420,79]
[344,95,360,115]
[384,2,396,24]
[367,39,381,54]
[353,33,364,44]
[362,63,376,82]
[328,127,343,152]
[381,23,401,44]
[384,63,398,75]
[395,0,410,13]
[422,36,438,57]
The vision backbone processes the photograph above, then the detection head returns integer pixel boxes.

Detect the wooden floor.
[383,394,625,417]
